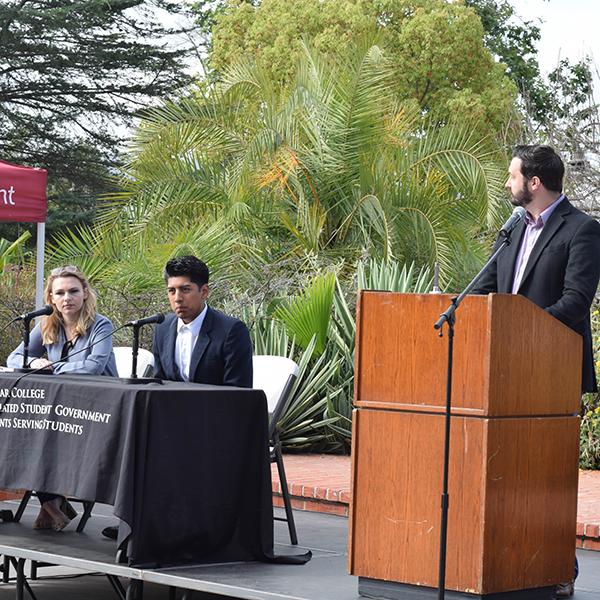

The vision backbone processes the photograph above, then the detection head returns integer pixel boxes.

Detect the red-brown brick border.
[0,490,22,501]
[272,481,350,517]
[577,521,600,550]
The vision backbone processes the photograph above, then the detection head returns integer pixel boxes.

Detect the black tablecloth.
[0,373,274,567]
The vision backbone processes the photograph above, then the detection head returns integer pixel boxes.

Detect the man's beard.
[510,183,532,207]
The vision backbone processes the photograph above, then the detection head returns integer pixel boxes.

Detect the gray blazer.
[7,313,118,376]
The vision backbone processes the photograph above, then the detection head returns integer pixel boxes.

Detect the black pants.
[36,492,60,504]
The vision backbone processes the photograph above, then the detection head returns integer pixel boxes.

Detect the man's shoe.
[555,582,574,598]
[101,526,118,540]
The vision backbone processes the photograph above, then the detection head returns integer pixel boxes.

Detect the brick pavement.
[272,454,600,550]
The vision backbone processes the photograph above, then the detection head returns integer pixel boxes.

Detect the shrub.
[580,300,600,469]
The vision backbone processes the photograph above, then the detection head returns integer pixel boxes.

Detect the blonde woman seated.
[7,265,117,530]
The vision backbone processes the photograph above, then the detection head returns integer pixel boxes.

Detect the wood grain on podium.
[354,293,581,415]
[349,410,578,593]
[349,292,583,595]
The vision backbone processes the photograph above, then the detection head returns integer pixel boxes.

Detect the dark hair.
[512,145,564,193]
[163,255,209,288]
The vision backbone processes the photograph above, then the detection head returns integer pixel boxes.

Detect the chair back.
[252,355,299,437]
[113,346,155,378]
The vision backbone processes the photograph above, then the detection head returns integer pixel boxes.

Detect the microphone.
[124,313,165,327]
[12,305,53,323]
[499,206,527,237]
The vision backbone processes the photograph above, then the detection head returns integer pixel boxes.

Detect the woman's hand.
[30,358,53,371]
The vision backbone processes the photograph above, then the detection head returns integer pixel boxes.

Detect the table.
[0,372,274,567]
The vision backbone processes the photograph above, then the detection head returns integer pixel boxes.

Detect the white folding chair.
[113,347,155,378]
[252,355,299,545]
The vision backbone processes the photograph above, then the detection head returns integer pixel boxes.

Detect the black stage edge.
[358,578,555,600]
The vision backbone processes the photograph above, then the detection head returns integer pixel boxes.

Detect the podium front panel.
[354,292,489,413]
[354,292,582,416]
[349,408,578,593]
[349,408,486,590]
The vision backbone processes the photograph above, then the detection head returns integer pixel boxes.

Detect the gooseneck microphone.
[124,313,165,328]
[12,305,54,323]
[0,315,165,414]
[499,206,527,237]
[11,305,54,369]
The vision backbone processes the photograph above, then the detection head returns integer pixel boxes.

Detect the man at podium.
[473,145,600,394]
[473,144,600,596]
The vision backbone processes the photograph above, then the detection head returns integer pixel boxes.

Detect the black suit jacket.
[153,306,253,387]
[473,198,600,393]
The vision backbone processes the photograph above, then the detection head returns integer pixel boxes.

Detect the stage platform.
[1,500,600,600]
[0,499,356,600]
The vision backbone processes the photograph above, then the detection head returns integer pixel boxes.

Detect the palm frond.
[274,272,336,355]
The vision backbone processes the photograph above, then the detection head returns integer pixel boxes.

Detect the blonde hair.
[41,266,98,345]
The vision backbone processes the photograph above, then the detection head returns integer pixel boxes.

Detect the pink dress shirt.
[511,195,565,294]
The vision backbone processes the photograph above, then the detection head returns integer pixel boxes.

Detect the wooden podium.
[349,293,582,600]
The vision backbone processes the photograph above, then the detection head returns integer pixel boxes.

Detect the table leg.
[106,574,127,600]
[15,558,25,600]
[76,501,95,533]
[2,554,10,582]
[11,557,38,600]
[125,579,143,600]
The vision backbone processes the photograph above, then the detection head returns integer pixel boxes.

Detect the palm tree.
[45,41,511,451]
[50,40,507,292]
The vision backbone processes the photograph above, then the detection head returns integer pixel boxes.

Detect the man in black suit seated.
[152,255,253,387]
[102,256,253,541]
[473,145,600,597]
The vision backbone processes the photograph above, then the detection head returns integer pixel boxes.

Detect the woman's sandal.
[60,499,78,520]
[33,508,53,530]
[42,498,71,531]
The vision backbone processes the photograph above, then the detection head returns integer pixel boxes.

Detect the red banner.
[0,160,48,223]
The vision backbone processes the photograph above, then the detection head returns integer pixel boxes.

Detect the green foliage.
[580,302,600,470]
[210,0,372,85]
[274,273,336,356]
[0,232,31,271]
[0,265,36,364]
[83,40,507,293]
[0,233,33,360]
[580,397,600,470]
[357,259,432,292]
[246,310,343,450]
[41,32,515,455]
[465,0,545,119]
[236,258,436,451]
[0,0,195,241]
[208,0,518,139]
[466,0,595,138]
[48,217,245,295]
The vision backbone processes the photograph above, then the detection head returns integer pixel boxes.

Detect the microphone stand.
[122,323,161,385]
[433,228,516,600]
[21,319,31,370]
[131,324,140,379]
[14,319,42,373]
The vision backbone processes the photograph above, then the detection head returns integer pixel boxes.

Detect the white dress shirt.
[175,304,208,381]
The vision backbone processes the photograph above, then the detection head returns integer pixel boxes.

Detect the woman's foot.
[41,497,71,531]
[33,506,53,530]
